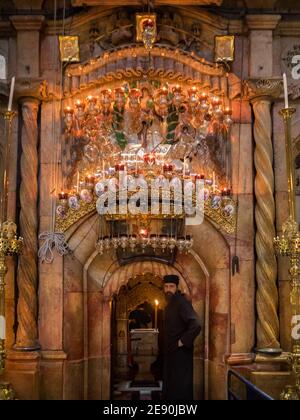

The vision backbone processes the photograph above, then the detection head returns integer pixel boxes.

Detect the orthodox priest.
[163,275,201,400]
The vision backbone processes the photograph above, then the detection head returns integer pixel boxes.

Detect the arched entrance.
[100,260,203,400]
[111,273,166,399]
[61,212,233,400]
[57,27,240,399]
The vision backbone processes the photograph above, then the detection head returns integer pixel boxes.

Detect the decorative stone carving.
[15,78,48,102]
[246,79,282,349]
[64,46,225,99]
[246,14,281,31]
[245,79,282,102]
[14,98,40,350]
[87,9,208,60]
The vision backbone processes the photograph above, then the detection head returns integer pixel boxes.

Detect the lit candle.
[103,161,105,179]
[283,73,289,109]
[76,171,80,194]
[64,106,74,115]
[0,315,5,340]
[195,174,205,180]
[115,163,125,172]
[58,191,68,200]
[212,171,216,192]
[222,188,227,196]
[154,299,159,330]
[85,175,95,185]
[8,76,15,111]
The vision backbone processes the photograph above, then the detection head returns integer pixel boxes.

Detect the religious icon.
[222,203,235,218]
[214,35,235,63]
[80,188,93,203]
[56,205,67,219]
[68,195,80,210]
[203,188,210,201]
[59,35,80,63]
[211,194,221,209]
[95,182,106,197]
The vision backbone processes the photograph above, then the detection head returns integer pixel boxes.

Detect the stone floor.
[113,380,163,400]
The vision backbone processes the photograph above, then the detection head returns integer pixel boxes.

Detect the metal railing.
[228,369,274,400]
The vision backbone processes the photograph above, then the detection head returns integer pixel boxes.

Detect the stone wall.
[6,3,299,400]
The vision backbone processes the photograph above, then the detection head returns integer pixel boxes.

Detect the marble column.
[14,97,40,350]
[247,79,282,349]
[246,15,282,350]
[3,13,45,400]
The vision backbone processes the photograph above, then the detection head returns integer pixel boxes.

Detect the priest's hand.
[178,339,184,348]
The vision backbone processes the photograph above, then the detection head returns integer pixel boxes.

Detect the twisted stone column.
[15,98,40,350]
[248,79,282,349]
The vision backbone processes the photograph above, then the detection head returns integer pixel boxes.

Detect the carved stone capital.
[246,15,282,31]
[245,78,282,103]
[15,78,48,103]
[9,15,45,32]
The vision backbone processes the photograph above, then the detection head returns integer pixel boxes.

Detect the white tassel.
[38,232,70,264]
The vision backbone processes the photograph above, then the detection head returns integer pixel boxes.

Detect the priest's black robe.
[163,292,201,400]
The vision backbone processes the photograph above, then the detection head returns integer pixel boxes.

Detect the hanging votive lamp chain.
[95,230,194,255]
[63,84,233,145]
[142,17,156,50]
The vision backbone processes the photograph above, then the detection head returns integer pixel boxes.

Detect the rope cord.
[38,232,71,264]
[232,35,245,276]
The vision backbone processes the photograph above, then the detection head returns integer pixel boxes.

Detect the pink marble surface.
[64,360,84,400]
[87,292,103,357]
[209,312,229,361]
[39,254,63,350]
[64,292,84,360]
[64,254,84,292]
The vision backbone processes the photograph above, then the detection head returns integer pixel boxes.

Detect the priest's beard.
[165,292,175,303]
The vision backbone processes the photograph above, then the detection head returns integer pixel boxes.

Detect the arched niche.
[62,210,230,400]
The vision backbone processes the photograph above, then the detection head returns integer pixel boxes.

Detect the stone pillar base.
[40,351,67,400]
[226,353,255,365]
[5,350,40,400]
[227,352,292,400]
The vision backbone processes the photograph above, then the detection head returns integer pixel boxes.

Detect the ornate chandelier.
[64,83,232,150]
[57,79,236,254]
[63,82,233,183]
[95,233,193,255]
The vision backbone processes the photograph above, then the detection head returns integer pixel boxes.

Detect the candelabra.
[96,233,193,255]
[0,111,23,400]
[274,107,300,400]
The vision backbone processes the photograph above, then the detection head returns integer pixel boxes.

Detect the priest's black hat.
[163,274,179,285]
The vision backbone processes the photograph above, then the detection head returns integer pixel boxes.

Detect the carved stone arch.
[62,208,231,399]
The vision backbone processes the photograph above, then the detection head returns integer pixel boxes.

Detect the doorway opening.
[111,273,165,400]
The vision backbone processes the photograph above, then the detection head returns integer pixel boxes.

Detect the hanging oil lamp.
[86,95,97,114]
[141,17,156,50]
[114,87,126,110]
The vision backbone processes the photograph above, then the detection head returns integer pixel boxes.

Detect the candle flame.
[155,299,159,306]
